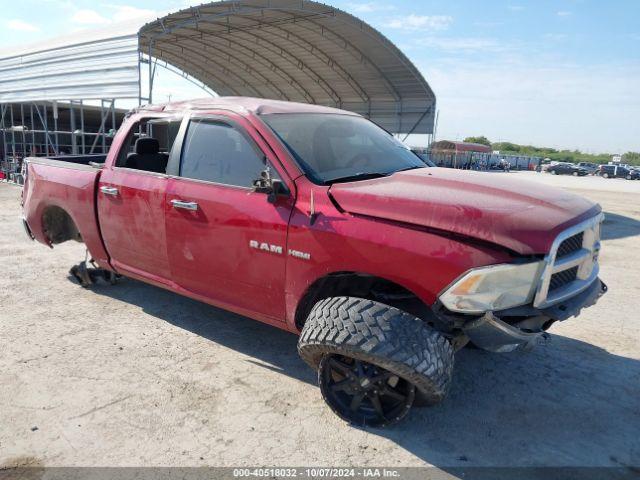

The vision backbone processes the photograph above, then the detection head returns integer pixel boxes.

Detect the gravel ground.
[0,172,639,474]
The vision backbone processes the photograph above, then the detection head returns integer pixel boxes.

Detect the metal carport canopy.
[140,0,435,135]
[0,21,142,103]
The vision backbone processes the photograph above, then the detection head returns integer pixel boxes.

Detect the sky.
[1,0,639,153]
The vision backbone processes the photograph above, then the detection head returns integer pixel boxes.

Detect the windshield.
[261,113,427,184]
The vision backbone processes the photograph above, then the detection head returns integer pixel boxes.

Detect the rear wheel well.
[42,206,82,244]
[294,272,447,332]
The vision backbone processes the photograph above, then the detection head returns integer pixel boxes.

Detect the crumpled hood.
[329,168,600,254]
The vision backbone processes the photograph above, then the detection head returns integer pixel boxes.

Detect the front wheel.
[318,355,416,426]
[573,171,579,176]
[551,170,557,175]
[298,297,454,427]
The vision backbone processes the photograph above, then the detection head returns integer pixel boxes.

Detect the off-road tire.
[298,297,455,412]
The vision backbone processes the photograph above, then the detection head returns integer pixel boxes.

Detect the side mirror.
[267,179,289,204]
[253,169,273,194]
[253,168,289,203]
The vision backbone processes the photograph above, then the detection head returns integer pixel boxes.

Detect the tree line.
[462,136,640,166]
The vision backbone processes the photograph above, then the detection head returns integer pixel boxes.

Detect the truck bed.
[26,154,107,168]
[22,155,111,268]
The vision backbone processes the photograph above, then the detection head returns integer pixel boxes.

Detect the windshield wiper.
[325,166,427,184]
[324,172,390,184]
[395,165,427,173]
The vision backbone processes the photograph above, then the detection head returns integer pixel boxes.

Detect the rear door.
[98,115,182,283]
[165,113,294,322]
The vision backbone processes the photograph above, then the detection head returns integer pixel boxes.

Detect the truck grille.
[533,214,603,308]
[557,232,584,258]
[549,266,579,291]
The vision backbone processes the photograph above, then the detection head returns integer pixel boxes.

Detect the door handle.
[100,186,118,196]
[171,199,199,211]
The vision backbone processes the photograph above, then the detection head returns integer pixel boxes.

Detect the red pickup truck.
[21,97,606,426]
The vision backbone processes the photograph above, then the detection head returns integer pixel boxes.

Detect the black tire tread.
[298,297,454,406]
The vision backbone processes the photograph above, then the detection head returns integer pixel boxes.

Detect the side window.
[115,118,181,174]
[180,120,267,187]
[116,121,142,166]
[148,120,181,154]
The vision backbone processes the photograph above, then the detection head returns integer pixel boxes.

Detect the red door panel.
[165,178,291,321]
[98,168,170,281]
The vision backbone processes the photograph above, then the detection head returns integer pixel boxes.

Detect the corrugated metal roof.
[0,1,435,134]
[0,39,140,103]
[140,0,435,134]
[0,22,142,103]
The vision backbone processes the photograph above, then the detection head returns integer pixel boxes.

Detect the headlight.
[439,261,543,314]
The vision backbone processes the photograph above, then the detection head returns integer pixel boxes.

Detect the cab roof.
[135,97,361,117]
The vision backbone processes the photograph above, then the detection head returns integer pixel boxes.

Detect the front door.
[165,114,293,322]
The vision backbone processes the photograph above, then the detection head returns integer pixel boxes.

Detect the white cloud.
[39,0,74,6]
[71,9,110,25]
[111,6,157,22]
[544,33,569,41]
[474,20,504,28]
[6,19,40,32]
[557,11,572,17]
[420,61,640,152]
[70,5,156,25]
[387,15,453,32]
[418,37,501,53]
[507,5,525,11]
[347,2,395,13]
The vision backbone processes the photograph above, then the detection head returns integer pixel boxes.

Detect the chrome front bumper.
[534,213,604,309]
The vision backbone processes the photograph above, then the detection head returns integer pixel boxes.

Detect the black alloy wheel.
[318,354,415,427]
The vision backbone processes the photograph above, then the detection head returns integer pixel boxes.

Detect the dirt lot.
[1,172,639,474]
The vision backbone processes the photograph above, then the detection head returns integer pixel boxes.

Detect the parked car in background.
[577,162,599,174]
[541,160,561,172]
[599,165,639,180]
[547,162,589,176]
[539,159,552,172]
